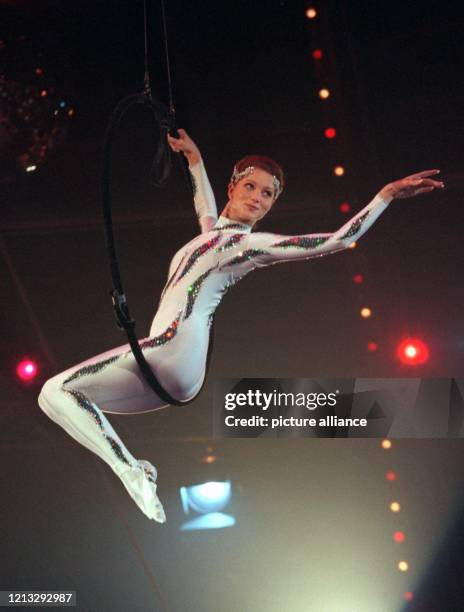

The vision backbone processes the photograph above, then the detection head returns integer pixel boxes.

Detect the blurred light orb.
[398,560,409,572]
[404,592,414,601]
[386,470,397,481]
[390,501,401,513]
[312,49,323,60]
[340,202,351,213]
[381,439,392,449]
[367,341,378,352]
[305,8,317,19]
[16,359,39,382]
[394,531,405,543]
[325,127,336,139]
[334,165,345,176]
[352,273,363,284]
[360,307,372,318]
[397,337,429,365]
[319,88,330,99]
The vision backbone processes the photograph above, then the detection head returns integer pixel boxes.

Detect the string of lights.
[381,438,415,604]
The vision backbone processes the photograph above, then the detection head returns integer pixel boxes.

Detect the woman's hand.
[379,169,444,200]
[167,128,201,167]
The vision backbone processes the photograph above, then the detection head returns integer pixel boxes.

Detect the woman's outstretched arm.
[237,169,444,268]
[167,129,218,233]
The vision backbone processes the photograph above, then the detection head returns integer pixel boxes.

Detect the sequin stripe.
[160,252,187,301]
[184,266,217,320]
[63,388,132,467]
[140,464,156,485]
[189,168,198,197]
[271,235,330,249]
[63,354,121,386]
[211,223,250,232]
[222,249,268,267]
[174,234,222,285]
[139,312,182,349]
[339,210,371,240]
[215,233,245,253]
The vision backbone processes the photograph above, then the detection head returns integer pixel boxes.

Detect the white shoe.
[118,461,166,523]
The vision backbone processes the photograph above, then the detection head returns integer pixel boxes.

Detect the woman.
[38,129,444,522]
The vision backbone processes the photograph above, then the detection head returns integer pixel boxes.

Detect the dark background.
[1,1,464,610]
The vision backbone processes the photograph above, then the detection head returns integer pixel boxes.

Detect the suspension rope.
[101,2,213,407]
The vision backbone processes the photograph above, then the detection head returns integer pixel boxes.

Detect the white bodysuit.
[38,160,392,521]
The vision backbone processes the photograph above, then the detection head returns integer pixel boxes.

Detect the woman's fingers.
[413,186,435,195]
[407,169,440,179]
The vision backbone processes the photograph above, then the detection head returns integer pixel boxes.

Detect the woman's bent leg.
[38,344,167,522]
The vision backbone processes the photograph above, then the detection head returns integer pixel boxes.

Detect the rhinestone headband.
[230,165,283,199]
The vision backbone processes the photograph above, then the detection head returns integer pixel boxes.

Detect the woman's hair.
[231,154,285,199]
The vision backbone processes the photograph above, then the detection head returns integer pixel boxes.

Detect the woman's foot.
[117,461,166,523]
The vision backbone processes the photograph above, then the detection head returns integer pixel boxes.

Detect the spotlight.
[398,560,409,572]
[404,592,414,601]
[324,127,336,139]
[394,531,405,543]
[397,337,429,365]
[16,358,39,383]
[340,202,351,213]
[179,481,235,531]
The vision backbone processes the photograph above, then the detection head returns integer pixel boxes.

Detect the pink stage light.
[16,359,39,383]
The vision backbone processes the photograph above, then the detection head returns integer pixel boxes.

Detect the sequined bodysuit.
[38,159,392,521]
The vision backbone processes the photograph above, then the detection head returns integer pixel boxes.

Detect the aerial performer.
[38,127,444,523]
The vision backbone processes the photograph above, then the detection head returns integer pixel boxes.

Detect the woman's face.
[223,168,276,226]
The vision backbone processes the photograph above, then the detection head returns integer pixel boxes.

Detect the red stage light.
[394,531,405,543]
[386,470,397,481]
[325,127,336,139]
[16,359,39,382]
[312,49,323,60]
[367,341,378,352]
[397,338,429,365]
[339,202,351,213]
[352,274,363,284]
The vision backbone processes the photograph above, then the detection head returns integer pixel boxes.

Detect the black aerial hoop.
[101,0,214,407]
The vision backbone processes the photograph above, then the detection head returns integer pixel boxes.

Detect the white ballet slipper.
[117,463,166,523]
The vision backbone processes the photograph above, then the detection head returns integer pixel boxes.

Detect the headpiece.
[230,165,283,200]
